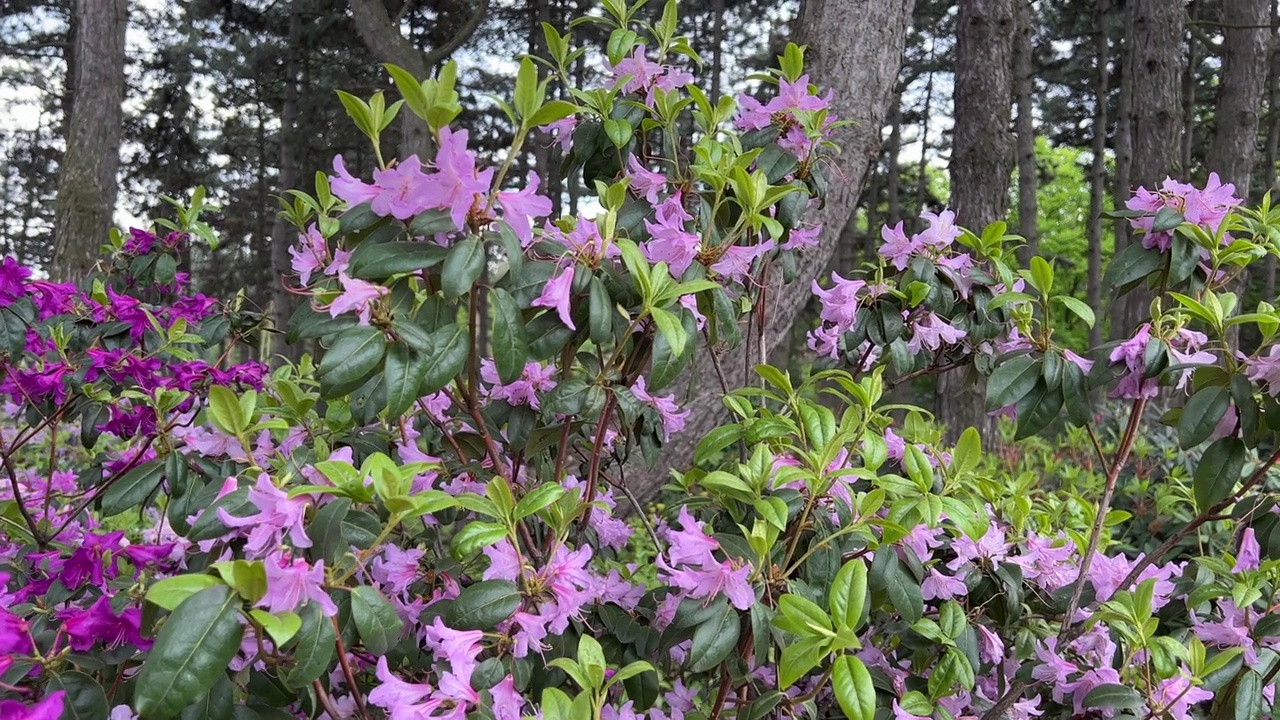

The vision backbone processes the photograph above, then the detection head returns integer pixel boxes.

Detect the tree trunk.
[915,42,935,230]
[1110,28,1134,339]
[1088,0,1110,351]
[1181,0,1199,174]
[938,0,1016,442]
[271,1,303,364]
[51,0,128,282]
[348,0,489,161]
[710,0,726,102]
[626,0,916,503]
[1014,0,1038,264]
[1121,0,1184,335]
[887,91,902,223]
[1209,0,1269,198]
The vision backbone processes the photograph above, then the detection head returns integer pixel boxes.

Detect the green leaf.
[1063,362,1093,426]
[444,580,521,630]
[515,484,565,519]
[1194,438,1247,512]
[650,306,687,358]
[778,636,829,689]
[687,602,741,673]
[831,655,876,720]
[319,326,388,396]
[351,586,404,655]
[186,488,251,542]
[830,559,868,632]
[249,610,302,647]
[951,427,981,476]
[348,241,448,280]
[886,559,923,624]
[101,460,166,516]
[1151,206,1185,233]
[420,323,470,395]
[179,673,232,720]
[383,343,429,420]
[774,594,832,637]
[1052,295,1096,328]
[208,385,246,436]
[146,575,225,612]
[1029,256,1054,295]
[1082,683,1145,711]
[1014,379,1064,440]
[986,356,1040,411]
[1103,243,1164,291]
[1178,386,1231,449]
[48,671,109,720]
[452,521,509,556]
[283,603,336,689]
[134,586,245,720]
[489,288,529,385]
[1236,670,1264,720]
[442,235,485,298]
[528,100,578,128]
[603,118,632,148]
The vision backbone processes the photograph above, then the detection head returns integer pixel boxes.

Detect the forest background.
[0,0,1267,450]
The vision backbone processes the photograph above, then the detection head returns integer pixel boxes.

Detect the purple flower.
[606,47,664,95]
[906,312,967,355]
[490,675,524,720]
[369,657,436,720]
[330,155,380,206]
[0,691,65,720]
[1150,673,1214,720]
[424,616,485,688]
[259,553,338,616]
[496,173,553,247]
[532,267,576,330]
[0,607,32,655]
[371,155,443,220]
[782,223,822,251]
[434,127,494,230]
[290,225,328,286]
[1235,527,1261,572]
[811,272,866,332]
[216,473,312,556]
[0,257,31,306]
[325,274,389,326]
[625,156,666,204]
[920,567,966,601]
[1246,345,1280,396]
[372,545,425,596]
[59,596,149,651]
[481,360,557,409]
[539,116,576,153]
[630,376,690,442]
[710,240,774,282]
[642,197,700,277]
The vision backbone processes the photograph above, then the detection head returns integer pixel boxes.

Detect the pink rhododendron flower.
[497,173,553,247]
[216,473,312,556]
[434,127,495,229]
[370,155,441,220]
[540,116,577,153]
[1234,527,1261,572]
[287,226,326,285]
[907,312,967,355]
[626,155,666,204]
[1150,673,1214,720]
[490,675,524,720]
[0,607,32,655]
[1126,173,1240,251]
[325,273,388,326]
[329,155,379,206]
[710,240,774,282]
[630,376,690,442]
[1246,345,1280,395]
[532,267,576,330]
[811,271,866,332]
[260,553,338,616]
[481,359,558,409]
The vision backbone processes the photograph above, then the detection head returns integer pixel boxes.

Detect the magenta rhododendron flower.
[59,596,149,651]
[811,271,866,331]
[532,267,576,330]
[643,196,700,277]
[906,312,966,355]
[0,607,32,655]
[0,691,64,720]
[0,256,31,306]
[1150,673,1214,720]
[330,154,380,206]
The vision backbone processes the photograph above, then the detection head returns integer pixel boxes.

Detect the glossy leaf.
[135,586,245,720]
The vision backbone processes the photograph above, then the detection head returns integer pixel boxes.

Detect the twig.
[331,617,370,720]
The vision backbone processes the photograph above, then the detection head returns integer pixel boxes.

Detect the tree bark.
[1014,0,1039,264]
[271,1,304,364]
[51,0,128,282]
[1265,0,1280,299]
[348,0,489,161]
[1109,28,1134,339]
[1208,0,1269,198]
[1120,0,1184,335]
[626,0,916,502]
[1088,0,1110,351]
[938,0,1016,442]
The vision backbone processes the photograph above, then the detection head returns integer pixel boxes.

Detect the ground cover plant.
[3,2,1280,719]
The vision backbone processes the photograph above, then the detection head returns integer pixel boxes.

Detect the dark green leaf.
[319,326,388,397]
[135,587,244,720]
[756,143,798,184]
[283,603,336,689]
[179,673,233,720]
[686,602,740,673]
[443,580,521,630]
[1082,683,1144,710]
[408,209,457,237]
[101,460,165,516]
[1236,670,1264,720]
[442,235,485,298]
[351,586,404,655]
[1178,386,1231,449]
[348,241,448,280]
[48,671,109,720]
[1194,438,1247,512]
[1062,362,1092,426]
[488,288,528,385]
[588,277,612,346]
[986,356,1040,411]
[1151,206,1185,233]
[383,343,429,420]
[1103,243,1164,292]
[420,323,470,395]
[1014,379,1063,440]
[187,488,251,542]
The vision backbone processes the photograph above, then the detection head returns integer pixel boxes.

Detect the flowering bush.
[3,2,1280,720]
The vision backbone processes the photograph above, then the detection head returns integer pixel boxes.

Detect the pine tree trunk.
[1181,0,1199,174]
[887,92,902,222]
[1110,29,1134,339]
[1014,0,1039,264]
[51,0,128,282]
[625,0,917,503]
[939,0,1016,442]
[1088,0,1110,351]
[915,45,935,230]
[271,2,304,365]
[1265,0,1280,300]
[1121,0,1184,335]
